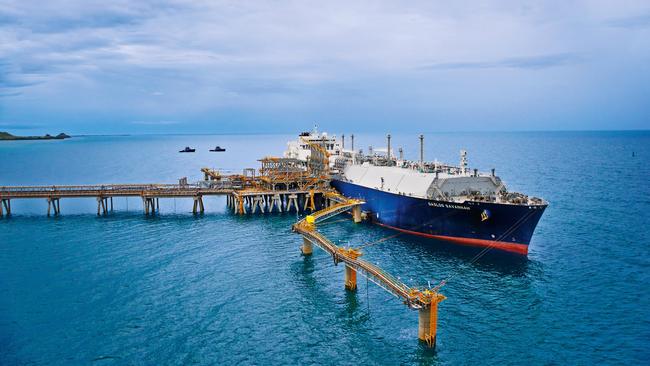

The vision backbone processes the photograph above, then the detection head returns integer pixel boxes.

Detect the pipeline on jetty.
[0,138,446,348]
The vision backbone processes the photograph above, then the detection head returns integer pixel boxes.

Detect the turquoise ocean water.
[1,132,649,364]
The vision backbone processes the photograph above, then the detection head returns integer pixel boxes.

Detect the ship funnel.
[419,134,424,165]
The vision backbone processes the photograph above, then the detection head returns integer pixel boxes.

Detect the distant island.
[0,131,71,141]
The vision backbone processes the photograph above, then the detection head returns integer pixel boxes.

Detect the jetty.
[0,182,327,217]
[0,139,446,348]
[293,191,446,347]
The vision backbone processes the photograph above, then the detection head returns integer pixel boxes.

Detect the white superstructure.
[283,125,344,167]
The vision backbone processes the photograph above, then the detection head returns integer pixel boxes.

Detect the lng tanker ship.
[284,128,547,255]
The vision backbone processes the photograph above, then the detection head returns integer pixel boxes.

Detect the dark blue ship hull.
[331,180,546,256]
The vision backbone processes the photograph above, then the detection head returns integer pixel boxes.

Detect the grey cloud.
[421,53,580,71]
[0,59,44,95]
[131,120,180,125]
[0,91,22,97]
[26,13,140,33]
[0,78,40,88]
[227,79,305,95]
[605,13,650,29]
[0,2,180,34]
[0,0,647,131]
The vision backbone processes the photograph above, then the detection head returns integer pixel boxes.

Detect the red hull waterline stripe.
[375,222,529,256]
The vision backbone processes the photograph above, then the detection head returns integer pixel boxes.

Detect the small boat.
[209,146,226,152]
[179,146,195,153]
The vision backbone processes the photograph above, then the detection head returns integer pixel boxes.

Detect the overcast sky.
[0,1,648,134]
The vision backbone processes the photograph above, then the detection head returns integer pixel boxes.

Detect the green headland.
[0,132,71,141]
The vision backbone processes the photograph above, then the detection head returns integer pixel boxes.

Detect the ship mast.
[460,150,468,175]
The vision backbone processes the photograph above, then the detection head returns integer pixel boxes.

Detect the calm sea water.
[1,132,648,365]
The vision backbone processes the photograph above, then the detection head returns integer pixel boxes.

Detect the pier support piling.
[286,194,298,212]
[47,197,61,216]
[143,197,158,215]
[0,199,7,217]
[192,195,204,214]
[418,306,438,348]
[418,293,446,348]
[251,196,258,213]
[234,195,246,214]
[151,198,157,214]
[301,237,313,255]
[344,265,357,291]
[352,205,362,223]
[302,190,316,212]
[270,194,282,213]
[97,197,106,216]
[252,196,265,213]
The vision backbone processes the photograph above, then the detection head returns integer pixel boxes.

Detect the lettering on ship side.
[428,202,470,210]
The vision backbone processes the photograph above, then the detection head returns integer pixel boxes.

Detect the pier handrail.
[0,183,198,191]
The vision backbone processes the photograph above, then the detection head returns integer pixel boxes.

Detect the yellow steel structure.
[416,290,446,347]
[292,192,446,348]
[300,136,330,189]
